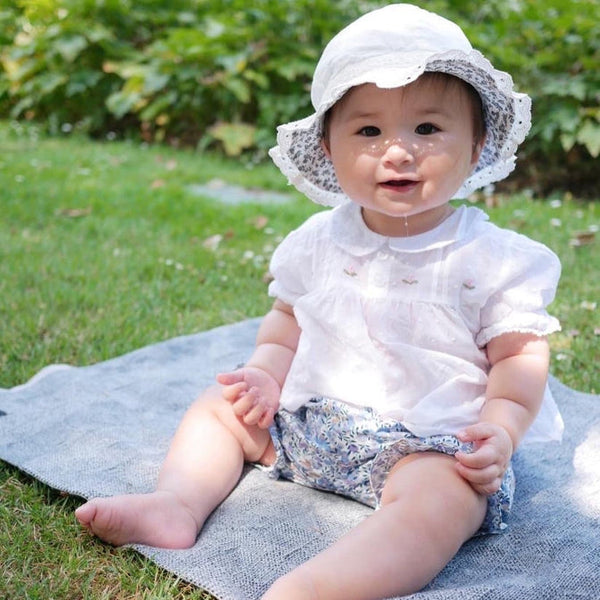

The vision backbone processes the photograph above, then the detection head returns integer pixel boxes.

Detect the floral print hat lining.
[268,3,532,207]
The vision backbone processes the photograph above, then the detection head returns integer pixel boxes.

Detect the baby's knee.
[381,453,484,522]
[181,386,238,434]
[190,384,230,414]
[191,384,274,463]
[262,568,319,600]
[382,453,487,541]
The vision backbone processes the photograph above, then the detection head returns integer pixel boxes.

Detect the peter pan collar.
[330,202,489,255]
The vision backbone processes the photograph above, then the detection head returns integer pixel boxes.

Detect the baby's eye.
[358,126,381,137]
[415,123,439,135]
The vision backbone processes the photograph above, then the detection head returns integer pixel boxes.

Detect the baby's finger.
[470,478,503,496]
[231,388,259,417]
[455,445,497,469]
[457,422,496,443]
[216,370,244,386]
[257,407,275,429]
[221,381,248,403]
[456,461,501,486]
[242,398,269,426]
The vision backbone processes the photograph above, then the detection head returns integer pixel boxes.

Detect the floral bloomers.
[265,397,514,536]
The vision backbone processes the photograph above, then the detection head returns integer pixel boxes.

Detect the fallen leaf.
[57,207,92,218]
[508,219,526,230]
[569,230,596,247]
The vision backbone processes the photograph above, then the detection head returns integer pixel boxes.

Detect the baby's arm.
[216,299,300,428]
[456,332,550,495]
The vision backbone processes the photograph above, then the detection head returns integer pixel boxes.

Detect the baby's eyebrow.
[415,106,453,119]
[343,109,381,121]
[343,105,453,122]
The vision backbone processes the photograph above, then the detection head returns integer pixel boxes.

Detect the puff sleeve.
[267,212,325,306]
[476,234,561,347]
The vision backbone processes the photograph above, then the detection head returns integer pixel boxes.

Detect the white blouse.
[268,202,563,442]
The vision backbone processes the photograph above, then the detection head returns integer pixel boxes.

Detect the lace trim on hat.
[269,123,344,207]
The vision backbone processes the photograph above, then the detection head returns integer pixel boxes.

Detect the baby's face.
[322,78,482,236]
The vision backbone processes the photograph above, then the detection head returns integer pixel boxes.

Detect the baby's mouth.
[381,179,418,188]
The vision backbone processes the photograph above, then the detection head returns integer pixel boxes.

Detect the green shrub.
[0,0,191,134]
[0,0,377,147]
[453,0,599,196]
[96,0,384,152]
[1,0,598,195]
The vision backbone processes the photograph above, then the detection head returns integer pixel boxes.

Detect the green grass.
[1,120,598,598]
[0,121,318,389]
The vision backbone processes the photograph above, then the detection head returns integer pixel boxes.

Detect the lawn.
[1,120,598,598]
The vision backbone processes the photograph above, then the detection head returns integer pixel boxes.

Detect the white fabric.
[269,4,531,207]
[268,203,563,441]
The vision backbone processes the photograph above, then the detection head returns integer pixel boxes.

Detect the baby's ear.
[321,136,332,159]
[471,135,486,168]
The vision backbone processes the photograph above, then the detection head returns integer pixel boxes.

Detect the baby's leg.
[262,452,487,600]
[75,385,274,549]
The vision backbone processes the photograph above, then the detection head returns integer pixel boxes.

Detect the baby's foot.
[75,490,199,549]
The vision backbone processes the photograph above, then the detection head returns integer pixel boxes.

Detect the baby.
[76,4,562,599]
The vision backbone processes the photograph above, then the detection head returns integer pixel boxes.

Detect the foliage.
[0,0,598,194]
[0,0,377,147]
[451,0,600,196]
[2,0,121,134]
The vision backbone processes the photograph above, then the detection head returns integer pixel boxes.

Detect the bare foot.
[75,490,199,549]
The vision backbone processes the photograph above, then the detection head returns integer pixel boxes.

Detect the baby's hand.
[455,423,513,496]
[216,367,280,429]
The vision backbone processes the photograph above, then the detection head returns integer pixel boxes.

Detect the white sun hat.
[268,3,531,206]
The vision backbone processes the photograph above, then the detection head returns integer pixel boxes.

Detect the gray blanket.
[1,318,599,600]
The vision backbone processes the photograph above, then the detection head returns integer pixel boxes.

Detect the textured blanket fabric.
[1,318,599,600]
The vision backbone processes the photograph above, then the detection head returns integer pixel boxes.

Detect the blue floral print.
[266,397,514,536]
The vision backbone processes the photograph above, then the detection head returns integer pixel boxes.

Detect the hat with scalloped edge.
[268,3,531,207]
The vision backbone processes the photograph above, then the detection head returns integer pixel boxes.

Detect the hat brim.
[270,49,531,207]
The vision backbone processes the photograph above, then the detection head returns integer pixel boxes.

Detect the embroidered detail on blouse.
[267,203,563,442]
[462,279,476,290]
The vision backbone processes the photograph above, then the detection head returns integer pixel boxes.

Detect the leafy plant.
[98,0,376,152]
[0,0,199,134]
[1,0,126,134]
[0,0,598,194]
[452,0,600,195]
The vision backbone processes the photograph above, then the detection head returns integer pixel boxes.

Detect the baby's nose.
[382,139,414,163]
